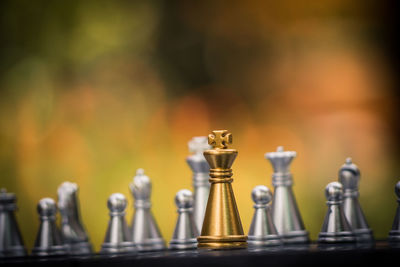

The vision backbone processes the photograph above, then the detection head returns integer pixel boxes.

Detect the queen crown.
[265,146,296,174]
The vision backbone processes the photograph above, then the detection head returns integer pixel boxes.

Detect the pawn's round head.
[325,182,343,202]
[107,193,127,213]
[130,168,151,200]
[175,189,193,209]
[338,158,360,190]
[251,185,272,205]
[395,181,400,199]
[37,198,57,216]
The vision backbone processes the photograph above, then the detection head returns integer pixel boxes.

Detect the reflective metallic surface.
[318,182,356,244]
[248,185,282,247]
[186,136,211,233]
[0,189,26,257]
[31,198,67,256]
[265,146,309,244]
[100,193,136,254]
[58,182,92,255]
[130,169,166,251]
[339,158,373,243]
[197,130,247,249]
[388,181,400,243]
[169,189,198,250]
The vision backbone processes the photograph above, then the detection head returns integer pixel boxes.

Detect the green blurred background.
[0,0,399,251]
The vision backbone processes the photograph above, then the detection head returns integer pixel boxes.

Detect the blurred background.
[0,0,399,251]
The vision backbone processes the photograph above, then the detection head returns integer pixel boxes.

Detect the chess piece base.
[169,238,197,250]
[388,230,400,242]
[66,241,92,255]
[100,242,136,255]
[0,246,27,258]
[318,231,356,244]
[31,245,67,257]
[354,228,374,243]
[197,235,247,249]
[248,235,283,247]
[135,239,166,252]
[281,230,310,244]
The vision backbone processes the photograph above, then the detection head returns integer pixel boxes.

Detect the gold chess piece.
[197,130,247,249]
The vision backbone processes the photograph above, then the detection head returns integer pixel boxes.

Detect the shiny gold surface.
[197,130,247,249]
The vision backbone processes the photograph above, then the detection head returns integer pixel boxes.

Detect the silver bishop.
[338,158,373,243]
[130,169,166,251]
[186,136,211,233]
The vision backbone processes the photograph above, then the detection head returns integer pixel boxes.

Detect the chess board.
[1,241,398,267]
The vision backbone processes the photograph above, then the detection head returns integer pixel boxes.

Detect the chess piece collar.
[0,188,17,211]
[265,146,296,186]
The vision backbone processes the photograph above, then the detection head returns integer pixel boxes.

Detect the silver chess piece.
[31,198,67,256]
[388,181,400,244]
[186,136,211,233]
[248,185,283,247]
[100,193,136,254]
[318,182,356,244]
[339,158,373,243]
[0,188,27,257]
[265,146,309,244]
[58,182,92,255]
[130,169,166,251]
[169,189,198,250]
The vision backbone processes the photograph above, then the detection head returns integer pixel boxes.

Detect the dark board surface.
[1,241,399,267]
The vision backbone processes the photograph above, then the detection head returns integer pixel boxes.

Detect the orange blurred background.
[0,0,399,251]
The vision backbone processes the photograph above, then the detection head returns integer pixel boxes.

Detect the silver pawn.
[130,169,166,251]
[169,189,198,250]
[248,185,283,247]
[58,182,92,255]
[100,193,136,254]
[0,188,27,257]
[388,181,400,243]
[265,146,309,244]
[31,198,67,256]
[339,158,373,243]
[318,182,356,244]
[186,136,211,233]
